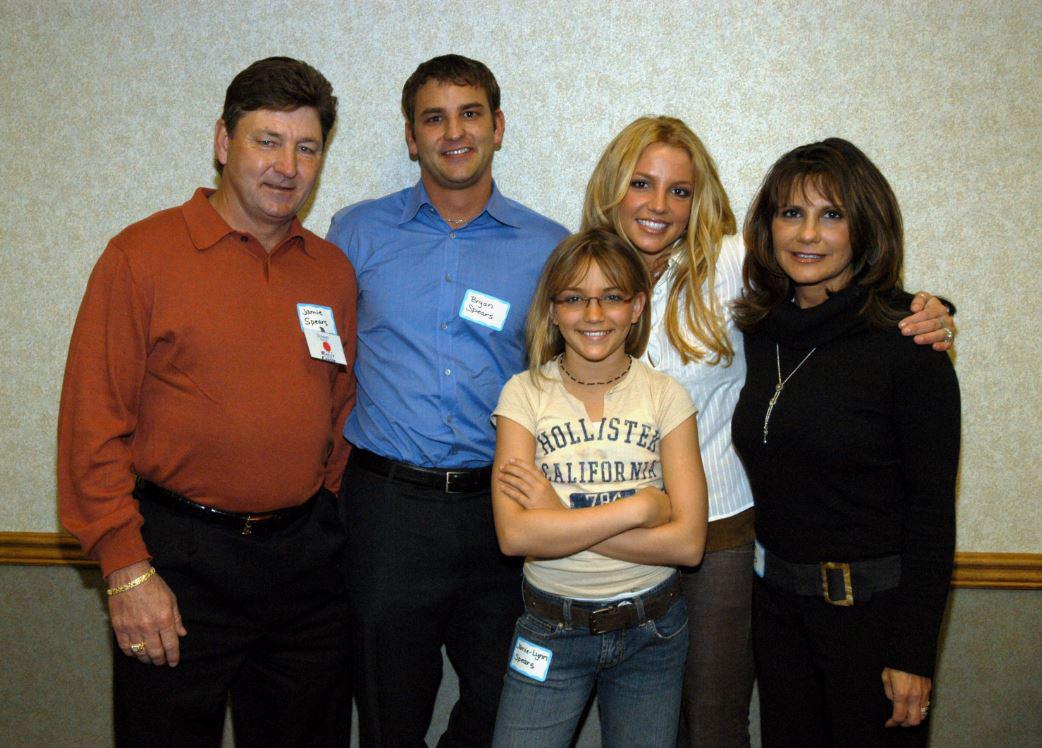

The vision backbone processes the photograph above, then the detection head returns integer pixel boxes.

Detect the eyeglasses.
[552,293,633,310]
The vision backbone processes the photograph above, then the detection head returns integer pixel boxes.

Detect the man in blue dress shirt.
[326,55,568,747]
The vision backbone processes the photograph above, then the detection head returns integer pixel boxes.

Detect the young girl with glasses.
[490,227,708,747]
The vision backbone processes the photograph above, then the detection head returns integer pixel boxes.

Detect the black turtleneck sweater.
[732,285,960,677]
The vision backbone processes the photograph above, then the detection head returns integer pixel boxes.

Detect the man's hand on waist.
[106,560,187,667]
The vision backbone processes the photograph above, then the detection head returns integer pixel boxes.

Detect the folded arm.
[491,417,670,558]
[588,415,708,567]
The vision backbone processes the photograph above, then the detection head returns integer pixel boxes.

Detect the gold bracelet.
[106,566,157,597]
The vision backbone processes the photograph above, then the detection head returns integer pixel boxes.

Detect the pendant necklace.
[762,344,816,444]
[445,216,466,225]
[559,354,632,386]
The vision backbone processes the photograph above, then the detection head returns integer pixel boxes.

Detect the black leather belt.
[760,544,901,606]
[134,477,316,536]
[350,448,492,494]
[523,576,682,635]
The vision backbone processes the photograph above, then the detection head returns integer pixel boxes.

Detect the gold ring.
[920,704,930,718]
[941,324,954,344]
[129,641,146,654]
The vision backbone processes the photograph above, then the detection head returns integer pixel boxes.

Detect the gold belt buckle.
[241,513,273,536]
[821,561,854,606]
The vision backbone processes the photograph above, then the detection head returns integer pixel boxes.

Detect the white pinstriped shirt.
[642,233,755,522]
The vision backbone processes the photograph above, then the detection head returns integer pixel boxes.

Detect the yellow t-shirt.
[493,358,696,599]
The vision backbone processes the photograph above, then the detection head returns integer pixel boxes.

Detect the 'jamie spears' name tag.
[297,303,338,335]
[459,289,510,331]
[508,636,552,682]
[304,329,347,365]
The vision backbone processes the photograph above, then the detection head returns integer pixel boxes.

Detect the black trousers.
[339,459,523,748]
[113,487,351,747]
[753,577,930,748]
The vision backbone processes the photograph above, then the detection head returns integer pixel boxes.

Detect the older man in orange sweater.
[57,57,356,746]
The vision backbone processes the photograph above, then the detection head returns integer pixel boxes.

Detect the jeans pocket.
[516,610,562,640]
[648,598,689,641]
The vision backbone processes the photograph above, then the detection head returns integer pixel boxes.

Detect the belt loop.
[633,589,648,621]
[562,597,573,626]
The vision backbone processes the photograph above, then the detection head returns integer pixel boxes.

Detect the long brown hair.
[734,138,906,330]
[582,116,736,365]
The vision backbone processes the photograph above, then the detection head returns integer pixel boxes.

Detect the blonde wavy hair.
[581,116,736,365]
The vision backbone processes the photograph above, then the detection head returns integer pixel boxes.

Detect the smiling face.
[771,181,854,308]
[550,260,646,378]
[617,142,695,265]
[213,107,323,242]
[404,81,504,198]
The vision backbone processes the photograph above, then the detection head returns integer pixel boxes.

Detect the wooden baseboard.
[0,532,1039,589]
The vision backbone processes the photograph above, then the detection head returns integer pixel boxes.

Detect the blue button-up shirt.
[327,181,569,468]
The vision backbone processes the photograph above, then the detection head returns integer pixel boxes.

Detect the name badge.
[297,303,338,335]
[508,636,552,682]
[459,289,510,331]
[753,539,765,578]
[303,329,347,365]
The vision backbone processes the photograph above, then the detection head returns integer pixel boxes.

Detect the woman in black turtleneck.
[731,138,960,747]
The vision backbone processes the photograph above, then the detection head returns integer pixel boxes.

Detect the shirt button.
[444,368,452,376]
[440,323,448,330]
[449,232,456,239]
[444,274,452,282]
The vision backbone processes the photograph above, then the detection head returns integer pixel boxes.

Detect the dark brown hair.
[734,137,906,329]
[219,57,337,172]
[401,54,501,124]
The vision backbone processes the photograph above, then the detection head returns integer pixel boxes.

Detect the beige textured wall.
[1,1,1039,550]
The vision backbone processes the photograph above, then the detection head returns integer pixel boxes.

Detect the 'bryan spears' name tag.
[508,636,552,682]
[459,289,510,331]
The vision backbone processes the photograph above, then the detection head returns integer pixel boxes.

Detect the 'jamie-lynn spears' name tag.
[508,636,552,682]
[459,289,510,331]
[297,303,338,335]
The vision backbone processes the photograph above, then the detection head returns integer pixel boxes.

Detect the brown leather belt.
[522,576,682,635]
[705,507,755,553]
[134,477,317,536]
[350,448,492,494]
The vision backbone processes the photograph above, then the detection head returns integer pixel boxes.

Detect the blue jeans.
[492,575,688,748]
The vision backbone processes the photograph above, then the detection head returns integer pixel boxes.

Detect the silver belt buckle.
[445,470,465,493]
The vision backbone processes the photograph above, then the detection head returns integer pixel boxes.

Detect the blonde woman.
[581,117,955,746]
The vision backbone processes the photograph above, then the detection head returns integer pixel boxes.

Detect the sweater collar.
[764,284,868,349]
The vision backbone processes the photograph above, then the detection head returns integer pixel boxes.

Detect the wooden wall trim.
[1,532,1040,589]
[949,552,1042,590]
[0,531,98,567]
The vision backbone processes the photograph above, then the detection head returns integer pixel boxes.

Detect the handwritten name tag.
[508,636,553,682]
[297,303,338,335]
[459,289,510,331]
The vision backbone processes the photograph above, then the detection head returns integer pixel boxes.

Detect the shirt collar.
[182,187,312,257]
[399,179,522,229]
